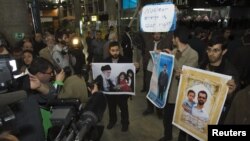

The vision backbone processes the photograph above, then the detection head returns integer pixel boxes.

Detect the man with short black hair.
[95,41,131,132]
[159,26,198,141]
[200,33,239,124]
[91,30,105,63]
[14,57,65,141]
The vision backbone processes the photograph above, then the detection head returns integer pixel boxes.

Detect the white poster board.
[140,2,176,32]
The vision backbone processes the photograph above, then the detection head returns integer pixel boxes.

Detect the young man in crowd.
[159,26,199,141]
[200,33,239,124]
[95,41,138,132]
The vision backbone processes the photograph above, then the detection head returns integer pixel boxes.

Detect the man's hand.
[55,69,65,82]
[163,48,172,54]
[155,50,161,54]
[88,83,99,95]
[227,79,236,94]
[29,74,50,95]
[29,74,42,90]
[175,68,182,79]
[134,62,140,69]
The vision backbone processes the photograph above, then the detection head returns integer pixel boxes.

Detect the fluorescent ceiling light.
[193,8,212,12]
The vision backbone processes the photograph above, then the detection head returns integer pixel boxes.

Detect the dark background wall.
[0,0,32,48]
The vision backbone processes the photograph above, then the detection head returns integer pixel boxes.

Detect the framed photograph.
[173,66,232,141]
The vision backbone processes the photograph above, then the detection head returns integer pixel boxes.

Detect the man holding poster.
[159,26,198,141]
[142,32,172,117]
[200,33,239,124]
[93,41,138,132]
[172,32,239,141]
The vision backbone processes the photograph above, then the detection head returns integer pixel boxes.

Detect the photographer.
[12,57,64,141]
[52,29,75,75]
[58,56,88,104]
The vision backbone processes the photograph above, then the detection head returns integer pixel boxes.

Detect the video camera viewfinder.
[0,55,18,93]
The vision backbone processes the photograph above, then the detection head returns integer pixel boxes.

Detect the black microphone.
[77,111,98,141]
[0,90,27,107]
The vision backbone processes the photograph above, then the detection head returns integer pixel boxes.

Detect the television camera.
[47,91,106,141]
[0,55,29,136]
[0,54,106,141]
[0,90,27,134]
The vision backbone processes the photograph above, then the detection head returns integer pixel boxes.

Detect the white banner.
[140,2,176,32]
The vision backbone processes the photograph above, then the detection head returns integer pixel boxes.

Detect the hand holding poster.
[140,2,177,32]
[91,63,135,95]
[173,66,232,141]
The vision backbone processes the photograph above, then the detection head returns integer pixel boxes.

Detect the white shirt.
[191,105,209,122]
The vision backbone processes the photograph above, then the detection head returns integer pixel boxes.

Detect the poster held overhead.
[140,2,177,32]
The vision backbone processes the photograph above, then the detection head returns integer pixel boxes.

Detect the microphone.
[0,90,27,107]
[77,111,98,141]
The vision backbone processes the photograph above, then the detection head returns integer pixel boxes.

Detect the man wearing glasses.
[14,57,65,141]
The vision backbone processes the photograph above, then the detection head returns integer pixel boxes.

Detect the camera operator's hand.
[29,75,41,89]
[88,84,99,95]
[29,74,50,95]
[55,69,65,82]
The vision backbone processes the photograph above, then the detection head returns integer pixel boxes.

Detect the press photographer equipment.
[47,92,106,141]
[0,90,27,133]
[0,55,19,93]
[0,55,26,130]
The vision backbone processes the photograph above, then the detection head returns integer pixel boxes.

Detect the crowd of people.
[1,21,250,141]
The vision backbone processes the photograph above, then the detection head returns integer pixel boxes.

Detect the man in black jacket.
[13,57,65,141]
[95,41,131,132]
[178,31,239,141]
[200,34,239,124]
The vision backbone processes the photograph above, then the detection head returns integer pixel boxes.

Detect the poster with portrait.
[173,66,232,141]
[146,51,174,108]
[91,63,135,95]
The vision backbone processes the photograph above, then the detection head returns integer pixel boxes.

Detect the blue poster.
[146,51,174,108]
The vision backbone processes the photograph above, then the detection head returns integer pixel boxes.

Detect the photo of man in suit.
[158,64,169,100]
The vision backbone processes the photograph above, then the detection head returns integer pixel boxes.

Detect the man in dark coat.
[94,41,131,132]
[158,64,169,100]
[199,34,239,124]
